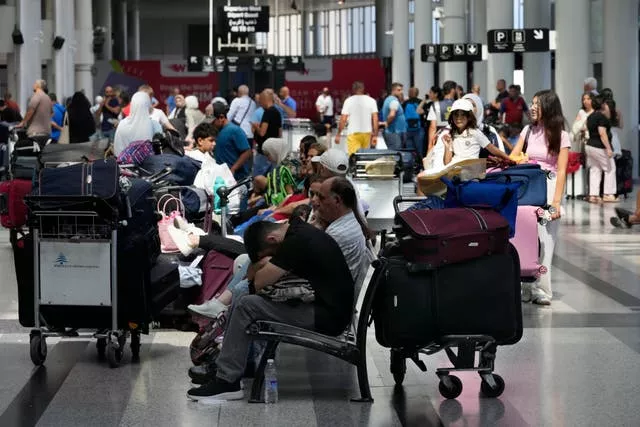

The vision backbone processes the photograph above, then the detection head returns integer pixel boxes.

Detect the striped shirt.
[326,212,372,289]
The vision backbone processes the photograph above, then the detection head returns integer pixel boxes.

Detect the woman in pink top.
[509,90,570,306]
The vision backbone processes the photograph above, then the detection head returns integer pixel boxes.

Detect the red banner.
[101,60,220,110]
[285,58,386,121]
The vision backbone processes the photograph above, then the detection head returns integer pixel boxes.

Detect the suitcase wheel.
[480,374,505,398]
[29,330,47,366]
[438,375,463,399]
[390,350,406,385]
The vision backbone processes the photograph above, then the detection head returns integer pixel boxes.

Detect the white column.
[470,0,487,100]
[486,0,514,97]
[523,0,551,98]
[75,0,94,100]
[54,0,75,101]
[413,0,433,95]
[131,0,140,60]
[16,0,42,113]
[391,0,410,88]
[121,0,128,60]
[441,0,466,88]
[313,11,322,56]
[375,0,392,59]
[603,0,639,178]
[554,0,589,121]
[97,0,112,60]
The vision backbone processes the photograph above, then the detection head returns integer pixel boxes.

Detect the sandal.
[587,196,602,204]
[602,195,619,203]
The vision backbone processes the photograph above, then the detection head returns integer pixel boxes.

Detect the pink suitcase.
[510,205,547,279]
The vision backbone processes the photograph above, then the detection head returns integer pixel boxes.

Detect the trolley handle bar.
[216,177,252,204]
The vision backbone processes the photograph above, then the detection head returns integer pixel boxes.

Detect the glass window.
[409,21,414,51]
[340,8,349,54]
[364,6,374,52]
[307,12,314,56]
[328,10,337,55]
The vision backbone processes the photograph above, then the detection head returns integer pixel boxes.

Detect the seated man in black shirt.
[187,218,354,403]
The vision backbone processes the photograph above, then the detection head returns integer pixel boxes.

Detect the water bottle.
[264,359,278,404]
[213,176,226,214]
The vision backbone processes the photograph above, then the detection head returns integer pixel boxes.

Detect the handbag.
[157,194,185,253]
[483,164,548,207]
[58,112,70,145]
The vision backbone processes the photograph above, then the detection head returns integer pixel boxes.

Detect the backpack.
[404,101,421,130]
[266,165,296,206]
[479,125,500,158]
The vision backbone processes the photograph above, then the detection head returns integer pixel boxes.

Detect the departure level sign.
[217,6,270,34]
[188,55,304,73]
[487,28,550,53]
[421,43,483,62]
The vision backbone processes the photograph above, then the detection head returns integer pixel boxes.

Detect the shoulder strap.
[523,126,532,154]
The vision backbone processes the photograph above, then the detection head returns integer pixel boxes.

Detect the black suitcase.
[120,178,160,266]
[149,261,180,317]
[11,141,41,180]
[372,244,522,349]
[354,148,416,183]
[615,149,633,198]
[39,159,120,199]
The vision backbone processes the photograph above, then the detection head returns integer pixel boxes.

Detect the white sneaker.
[521,283,532,303]
[532,295,552,306]
[174,217,207,236]
[188,298,229,319]
[167,225,196,257]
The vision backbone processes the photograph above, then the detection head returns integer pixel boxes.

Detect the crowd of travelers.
[1,71,635,402]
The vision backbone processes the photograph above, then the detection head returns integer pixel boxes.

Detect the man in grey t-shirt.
[18,79,52,146]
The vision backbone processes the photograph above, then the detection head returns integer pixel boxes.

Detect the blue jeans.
[253,152,273,177]
[383,132,406,151]
[405,128,425,157]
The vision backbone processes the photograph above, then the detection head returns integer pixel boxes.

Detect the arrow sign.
[190,56,198,64]
[533,29,544,40]
[467,44,477,55]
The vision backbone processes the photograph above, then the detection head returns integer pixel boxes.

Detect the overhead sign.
[217,6,269,34]
[487,28,550,53]
[420,43,483,62]
[188,55,303,73]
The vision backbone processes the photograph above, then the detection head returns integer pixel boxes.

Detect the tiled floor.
[0,197,639,426]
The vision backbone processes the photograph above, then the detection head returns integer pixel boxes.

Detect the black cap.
[212,102,228,118]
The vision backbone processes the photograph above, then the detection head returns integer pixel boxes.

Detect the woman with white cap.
[462,93,505,154]
[441,99,511,166]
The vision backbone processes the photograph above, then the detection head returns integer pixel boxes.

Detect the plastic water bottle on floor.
[264,359,278,404]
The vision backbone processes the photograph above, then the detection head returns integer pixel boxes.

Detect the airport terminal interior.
[0,0,639,426]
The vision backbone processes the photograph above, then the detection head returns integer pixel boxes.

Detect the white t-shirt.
[315,95,334,117]
[341,95,378,134]
[150,108,170,127]
[450,128,491,162]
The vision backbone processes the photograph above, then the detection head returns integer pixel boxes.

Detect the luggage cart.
[350,151,404,234]
[216,177,253,237]
[25,195,139,368]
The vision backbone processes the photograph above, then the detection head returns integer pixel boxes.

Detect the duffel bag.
[39,158,120,204]
[484,164,548,207]
[442,177,520,237]
[0,179,33,228]
[40,138,109,165]
[372,247,522,349]
[395,207,510,268]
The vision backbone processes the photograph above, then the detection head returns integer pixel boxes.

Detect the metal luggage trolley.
[350,150,404,235]
[26,195,137,368]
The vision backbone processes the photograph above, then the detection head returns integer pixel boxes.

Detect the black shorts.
[321,116,334,126]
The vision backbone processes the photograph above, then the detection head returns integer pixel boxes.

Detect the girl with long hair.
[509,90,570,305]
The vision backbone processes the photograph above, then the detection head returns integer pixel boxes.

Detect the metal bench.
[245,263,383,403]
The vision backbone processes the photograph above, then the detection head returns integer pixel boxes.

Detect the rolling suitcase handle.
[393,195,430,215]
